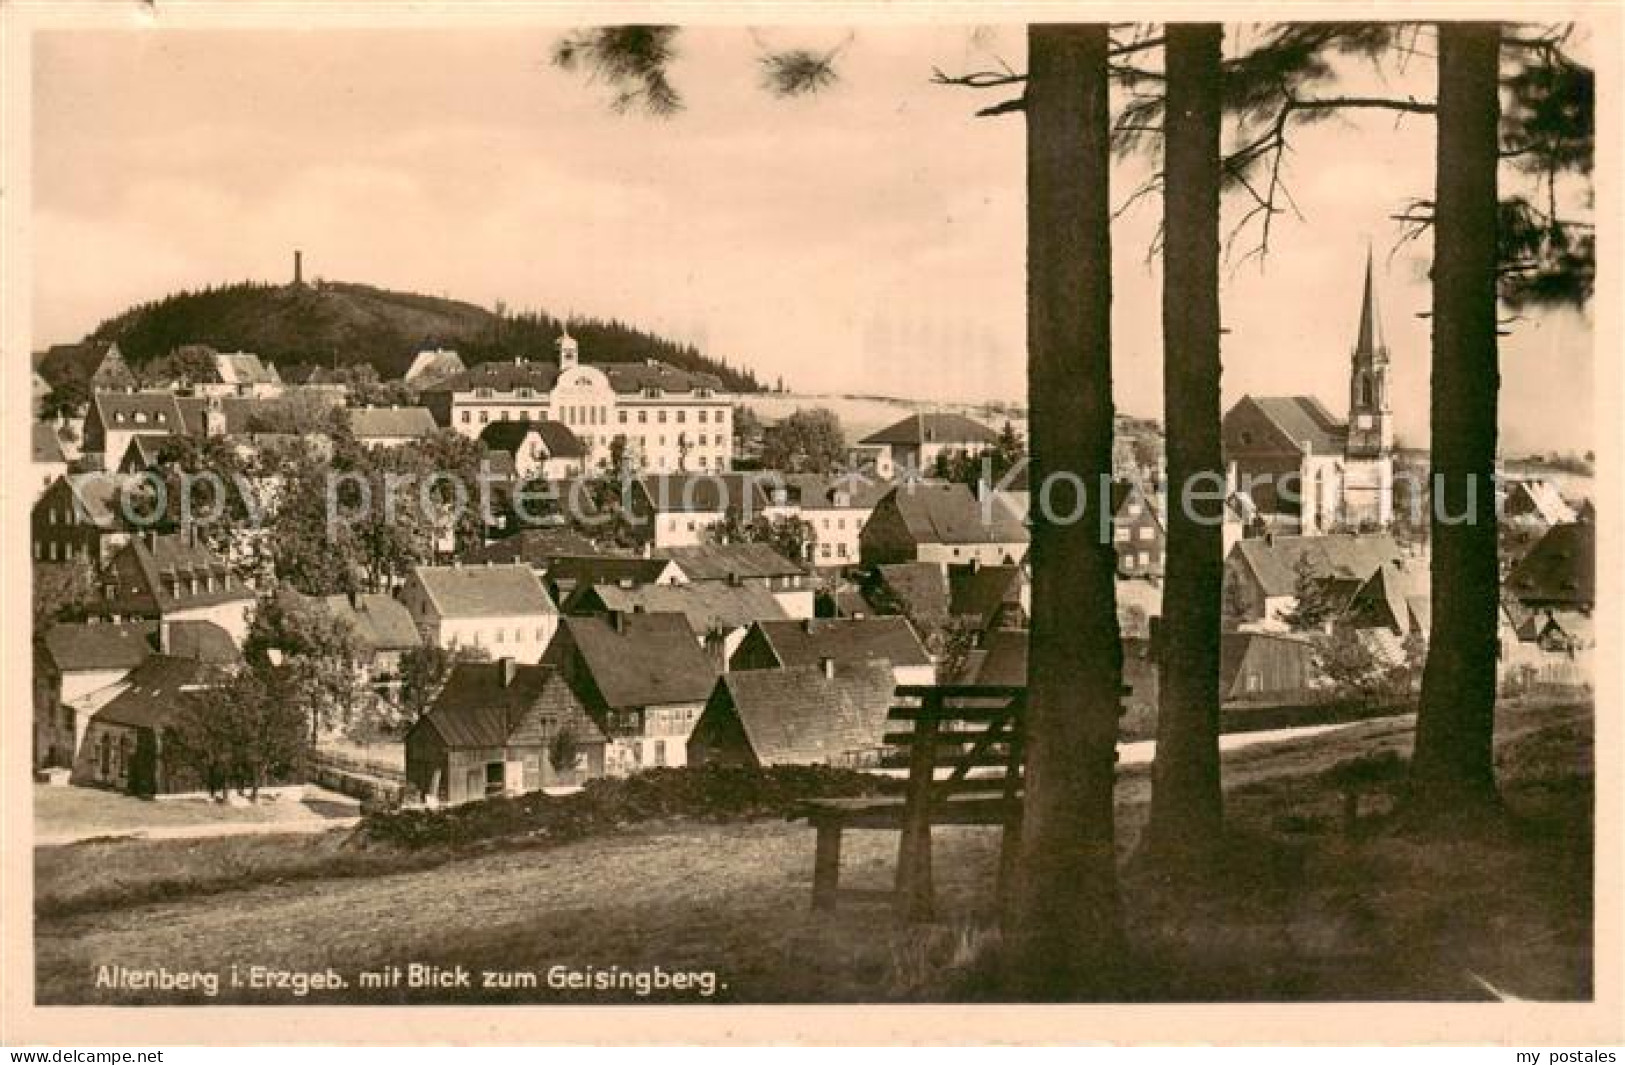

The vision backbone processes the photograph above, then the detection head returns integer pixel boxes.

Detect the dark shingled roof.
[633,474,781,515]
[1240,396,1349,456]
[658,542,807,581]
[415,662,602,748]
[92,655,216,730]
[478,419,586,459]
[874,562,950,619]
[552,613,718,710]
[601,361,724,395]
[348,406,439,440]
[962,629,1028,687]
[880,482,1029,546]
[108,534,255,615]
[709,660,895,765]
[947,564,1026,629]
[33,423,66,464]
[466,529,602,567]
[746,617,932,670]
[860,412,1000,447]
[1230,533,1402,599]
[545,554,681,589]
[1507,522,1595,608]
[568,581,787,638]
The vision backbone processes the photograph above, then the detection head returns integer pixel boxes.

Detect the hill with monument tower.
[54,251,763,390]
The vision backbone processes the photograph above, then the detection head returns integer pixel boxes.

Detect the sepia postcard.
[1,0,1620,1048]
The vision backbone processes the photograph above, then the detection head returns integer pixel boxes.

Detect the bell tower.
[556,325,580,370]
[1346,249,1393,459]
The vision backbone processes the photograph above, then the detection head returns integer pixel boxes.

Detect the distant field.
[740,392,1028,444]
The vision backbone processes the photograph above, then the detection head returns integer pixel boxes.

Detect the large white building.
[422,332,734,475]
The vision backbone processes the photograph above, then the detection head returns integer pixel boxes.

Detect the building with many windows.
[422,331,734,474]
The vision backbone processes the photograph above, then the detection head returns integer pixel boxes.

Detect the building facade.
[423,332,734,474]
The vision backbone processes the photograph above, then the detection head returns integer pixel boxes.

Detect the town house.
[401,562,560,660]
[97,532,256,645]
[540,612,718,773]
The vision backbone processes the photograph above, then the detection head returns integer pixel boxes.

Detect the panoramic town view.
[22,18,1600,1018]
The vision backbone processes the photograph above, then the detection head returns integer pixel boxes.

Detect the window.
[1245,671,1263,694]
[698,411,708,424]
[1137,551,1150,567]
[485,762,505,796]
[536,627,546,641]
[48,542,57,561]
[1138,525,1155,540]
[1114,527,1130,543]
[658,411,667,424]
[619,411,628,424]
[676,411,686,424]
[461,411,471,424]
[653,740,667,767]
[479,411,489,424]
[495,629,505,644]
[638,411,647,424]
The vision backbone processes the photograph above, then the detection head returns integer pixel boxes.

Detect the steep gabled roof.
[658,542,807,581]
[1342,557,1430,633]
[544,554,682,589]
[570,580,787,639]
[554,613,718,709]
[1506,522,1594,608]
[466,528,602,567]
[111,534,254,614]
[412,563,558,619]
[478,419,586,459]
[404,348,466,383]
[33,423,66,464]
[879,482,1029,546]
[947,563,1026,628]
[860,412,1000,447]
[633,474,779,515]
[92,655,217,730]
[1230,533,1402,599]
[1244,396,1349,457]
[962,628,1029,687]
[1502,477,1578,526]
[348,406,438,440]
[91,391,185,436]
[314,592,422,653]
[712,660,895,765]
[44,620,241,675]
[874,561,950,619]
[417,662,602,748]
[213,351,281,387]
[748,616,932,670]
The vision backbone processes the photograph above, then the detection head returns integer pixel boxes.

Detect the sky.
[31,23,1595,455]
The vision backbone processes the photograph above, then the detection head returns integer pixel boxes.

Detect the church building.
[1223,252,1396,535]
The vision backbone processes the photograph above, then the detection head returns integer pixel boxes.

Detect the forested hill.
[85,280,764,390]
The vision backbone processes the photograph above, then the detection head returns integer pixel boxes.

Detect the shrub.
[361,763,898,851]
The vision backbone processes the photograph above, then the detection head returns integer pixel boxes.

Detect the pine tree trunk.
[1148,23,1227,864]
[1004,23,1126,998]
[1409,22,1503,819]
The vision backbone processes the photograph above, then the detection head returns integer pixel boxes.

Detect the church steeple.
[1355,247,1383,358]
[1347,246,1393,459]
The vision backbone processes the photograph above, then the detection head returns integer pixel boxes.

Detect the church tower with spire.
[1346,249,1394,459]
[1341,250,1395,527]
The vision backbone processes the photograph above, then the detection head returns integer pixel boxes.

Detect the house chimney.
[609,609,625,634]
[159,619,172,655]
[968,557,981,574]
[818,656,836,679]
[802,618,814,634]
[347,588,360,610]
[294,249,303,287]
[499,656,517,688]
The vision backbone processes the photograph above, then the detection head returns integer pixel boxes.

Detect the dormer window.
[114,412,127,424]
[475,388,493,399]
